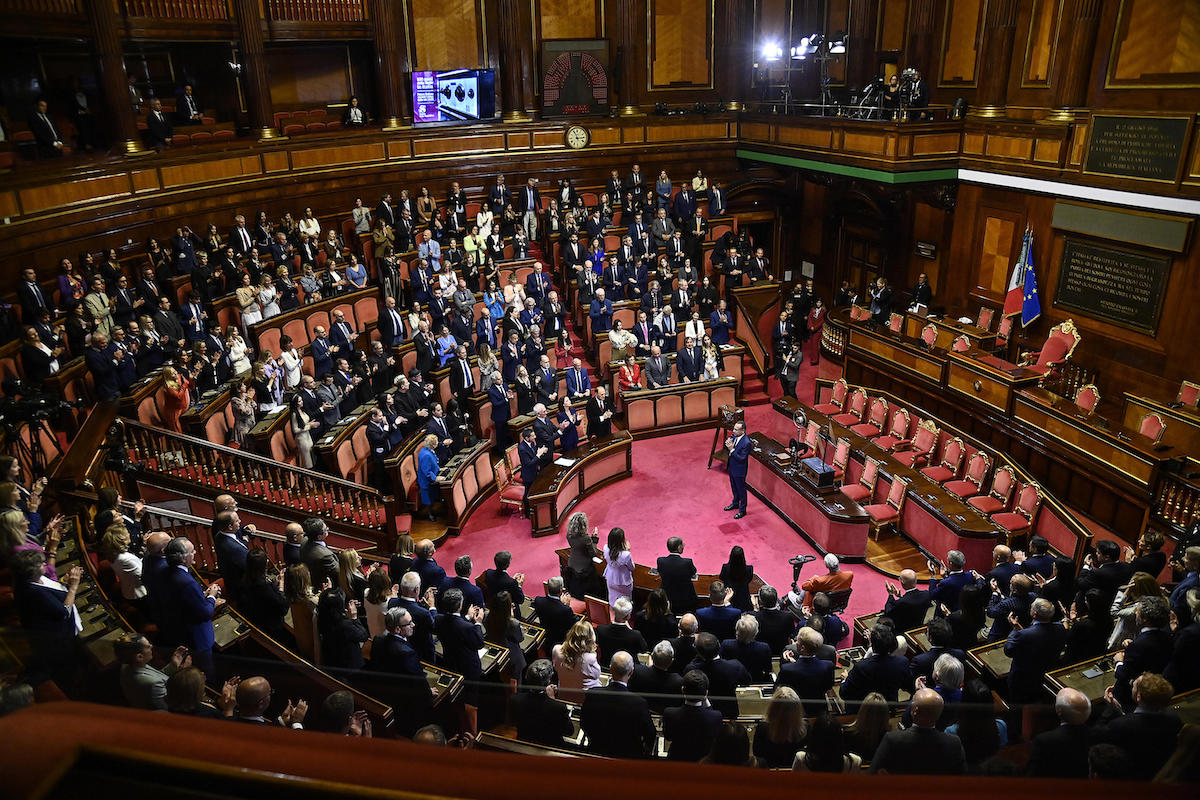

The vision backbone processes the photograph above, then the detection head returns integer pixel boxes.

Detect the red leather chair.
[996,315,1013,350]
[830,437,851,481]
[793,420,821,458]
[990,483,1041,546]
[977,306,994,331]
[849,305,871,322]
[921,437,966,483]
[1178,380,1200,408]
[1074,384,1100,413]
[831,388,868,427]
[887,313,904,333]
[814,378,848,415]
[841,457,881,504]
[493,459,524,515]
[944,450,992,499]
[967,466,1017,514]
[1019,319,1081,378]
[1138,412,1166,444]
[951,335,971,353]
[864,477,910,540]
[891,419,938,468]
[850,397,889,439]
[920,324,938,348]
[872,408,912,452]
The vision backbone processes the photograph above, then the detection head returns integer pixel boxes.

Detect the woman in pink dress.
[551,619,601,703]
[602,527,634,606]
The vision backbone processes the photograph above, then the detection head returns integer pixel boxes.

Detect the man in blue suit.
[416,434,440,521]
[720,614,773,683]
[672,185,696,225]
[475,307,498,351]
[525,262,551,305]
[488,374,511,453]
[695,581,742,642]
[840,623,914,704]
[85,332,123,402]
[436,588,486,703]
[928,550,981,613]
[329,309,356,353]
[310,326,334,378]
[518,428,547,516]
[441,555,485,609]
[160,537,223,675]
[724,421,751,518]
[387,571,439,662]
[1004,598,1066,703]
[212,510,250,603]
[776,627,835,704]
[589,288,613,333]
[685,632,750,719]
[565,357,591,402]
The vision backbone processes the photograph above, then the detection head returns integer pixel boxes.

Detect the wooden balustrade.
[1040,360,1097,402]
[124,0,230,19]
[118,418,389,534]
[265,0,365,22]
[821,315,848,361]
[1154,472,1200,533]
[11,0,79,13]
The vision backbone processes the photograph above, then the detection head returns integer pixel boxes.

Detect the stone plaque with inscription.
[1084,116,1189,182]
[1054,238,1171,335]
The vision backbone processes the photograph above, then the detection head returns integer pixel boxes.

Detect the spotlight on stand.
[828,30,847,54]
[760,41,784,61]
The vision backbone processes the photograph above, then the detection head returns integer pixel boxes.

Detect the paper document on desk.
[553,457,576,467]
[957,316,974,324]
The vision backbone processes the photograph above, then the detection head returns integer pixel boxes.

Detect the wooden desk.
[905,312,996,351]
[434,441,496,535]
[621,376,739,438]
[423,662,464,707]
[746,433,871,560]
[1044,652,1118,703]
[848,323,948,389]
[1123,392,1200,459]
[966,639,1011,682]
[527,431,634,538]
[774,396,1006,569]
[556,547,765,609]
[1015,388,1186,490]
[946,350,1042,415]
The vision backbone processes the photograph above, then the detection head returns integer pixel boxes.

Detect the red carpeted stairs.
[739,353,772,406]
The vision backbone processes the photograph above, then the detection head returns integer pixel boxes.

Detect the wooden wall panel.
[826,0,850,83]
[975,212,1019,297]
[537,0,601,40]
[649,0,713,89]
[940,0,983,85]
[411,0,483,70]
[756,0,791,46]
[1022,0,1060,86]
[1109,0,1200,87]
[266,45,353,107]
[878,0,908,52]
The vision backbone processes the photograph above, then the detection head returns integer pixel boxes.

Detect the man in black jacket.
[661,670,723,761]
[686,632,750,719]
[720,614,773,683]
[628,640,684,715]
[531,576,576,650]
[435,588,485,702]
[509,659,573,747]
[580,651,656,758]
[482,550,525,607]
[364,607,432,736]
[752,585,799,655]
[882,569,931,634]
[596,597,649,668]
[656,537,697,613]
[840,623,913,704]
[1093,672,1182,780]
[669,614,699,673]
[870,689,966,774]
[1111,596,1173,711]
[1026,687,1092,778]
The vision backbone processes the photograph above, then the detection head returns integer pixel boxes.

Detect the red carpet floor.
[436,354,890,623]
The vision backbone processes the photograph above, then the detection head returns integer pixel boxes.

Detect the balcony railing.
[265,0,366,22]
[123,0,230,20]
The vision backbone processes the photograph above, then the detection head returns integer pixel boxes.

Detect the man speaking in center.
[724,421,750,519]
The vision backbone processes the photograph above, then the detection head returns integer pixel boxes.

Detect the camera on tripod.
[0,378,85,424]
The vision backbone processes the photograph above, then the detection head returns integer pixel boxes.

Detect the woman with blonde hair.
[284,563,321,662]
[1108,571,1168,648]
[160,365,191,433]
[844,691,891,762]
[0,507,61,579]
[98,524,146,606]
[236,273,261,330]
[337,548,368,606]
[230,380,256,447]
[225,324,252,374]
[389,533,416,579]
[551,619,600,701]
[754,686,809,767]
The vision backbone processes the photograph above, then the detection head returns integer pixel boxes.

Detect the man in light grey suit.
[645,346,672,389]
[651,208,676,247]
[116,633,190,710]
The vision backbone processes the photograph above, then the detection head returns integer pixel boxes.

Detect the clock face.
[565,126,589,149]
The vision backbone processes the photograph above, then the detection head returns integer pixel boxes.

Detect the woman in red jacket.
[160,365,191,433]
[804,297,827,366]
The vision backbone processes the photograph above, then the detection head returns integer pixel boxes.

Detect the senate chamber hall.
[0,0,1197,796]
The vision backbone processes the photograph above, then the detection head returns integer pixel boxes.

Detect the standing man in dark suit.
[531,576,576,650]
[752,586,798,655]
[1093,672,1183,780]
[482,549,526,607]
[883,569,932,633]
[628,641,685,714]
[1111,596,1173,711]
[908,618,966,684]
[212,510,251,603]
[388,572,439,663]
[776,627,835,704]
[870,689,966,774]
[489,175,511,215]
[159,537,223,675]
[518,428,546,516]
[1026,688,1092,778]
[657,537,697,613]
[299,517,339,591]
[928,550,980,614]
[29,99,64,157]
[365,408,393,493]
[1004,598,1066,704]
[662,670,723,761]
[145,98,173,147]
[724,421,751,518]
[696,581,742,642]
[685,632,750,719]
[378,296,406,348]
[436,588,486,703]
[595,598,649,667]
[488,372,512,454]
[17,268,49,323]
[509,659,574,746]
[720,615,773,683]
[580,651,656,758]
[586,385,613,438]
[840,623,914,704]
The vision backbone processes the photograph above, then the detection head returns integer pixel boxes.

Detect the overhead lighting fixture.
[761,42,783,61]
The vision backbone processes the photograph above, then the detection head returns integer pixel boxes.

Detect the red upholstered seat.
[921,437,965,483]
[1074,384,1099,413]
[494,459,524,514]
[967,466,1016,514]
[865,477,910,540]
[830,437,851,481]
[1179,380,1200,408]
[849,305,870,322]
[1020,319,1081,377]
[873,408,912,451]
[831,388,867,427]
[996,314,1013,347]
[842,458,880,503]
[944,450,992,498]
[887,313,903,333]
[990,483,1041,543]
[1138,412,1166,444]
[850,397,889,438]
[892,419,938,468]
[977,306,995,331]
[920,324,937,348]
[951,335,970,353]
[813,378,848,415]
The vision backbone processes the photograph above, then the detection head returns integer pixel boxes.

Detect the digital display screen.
[412,69,497,124]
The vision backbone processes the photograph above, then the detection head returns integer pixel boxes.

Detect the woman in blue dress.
[416,434,440,521]
[344,254,368,290]
[435,324,457,367]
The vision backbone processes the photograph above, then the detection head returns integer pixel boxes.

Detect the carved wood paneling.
[410,0,484,70]
[974,210,1020,297]
[940,0,984,86]
[1022,0,1061,86]
[1108,0,1200,87]
[877,0,907,51]
[648,0,713,89]
[536,0,601,41]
